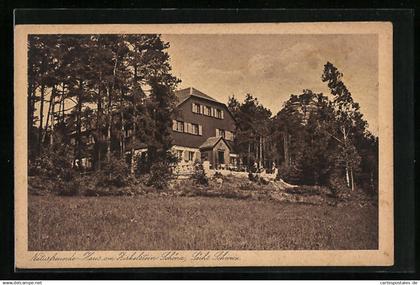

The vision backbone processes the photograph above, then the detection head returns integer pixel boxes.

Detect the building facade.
[70,87,238,172]
[171,87,238,171]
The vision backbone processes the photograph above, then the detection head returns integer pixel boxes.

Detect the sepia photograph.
[14,23,393,268]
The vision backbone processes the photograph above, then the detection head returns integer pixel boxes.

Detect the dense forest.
[228,66,378,193]
[28,34,378,193]
[28,34,181,188]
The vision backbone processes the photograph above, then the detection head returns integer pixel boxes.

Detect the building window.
[205,106,212,116]
[191,123,199,135]
[217,128,225,138]
[188,151,195,161]
[176,150,183,160]
[176,121,184,132]
[192,103,201,114]
[216,109,222,119]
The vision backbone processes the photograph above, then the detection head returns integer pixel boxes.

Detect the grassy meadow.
[28,194,378,251]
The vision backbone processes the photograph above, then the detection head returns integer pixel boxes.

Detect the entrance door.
[218,151,225,164]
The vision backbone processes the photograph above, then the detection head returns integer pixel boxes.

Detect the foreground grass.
[28,194,377,250]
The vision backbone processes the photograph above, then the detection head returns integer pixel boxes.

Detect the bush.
[328,174,349,198]
[147,160,173,189]
[248,172,258,182]
[259,176,269,185]
[29,144,76,182]
[56,179,82,196]
[28,144,79,195]
[239,182,256,191]
[135,153,149,176]
[275,164,301,183]
[28,176,55,195]
[192,160,208,186]
[213,171,223,179]
[96,155,132,188]
[285,185,328,196]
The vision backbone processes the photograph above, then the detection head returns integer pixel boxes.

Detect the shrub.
[96,155,132,188]
[259,176,269,185]
[147,160,173,189]
[28,144,79,195]
[275,164,302,184]
[213,171,223,179]
[192,160,208,186]
[29,144,76,182]
[285,185,325,196]
[56,179,81,196]
[135,153,150,176]
[239,182,256,191]
[328,174,349,198]
[248,172,258,183]
[28,176,55,195]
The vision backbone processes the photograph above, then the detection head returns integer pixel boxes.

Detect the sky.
[161,34,378,134]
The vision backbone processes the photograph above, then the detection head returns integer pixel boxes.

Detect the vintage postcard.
[14,22,393,268]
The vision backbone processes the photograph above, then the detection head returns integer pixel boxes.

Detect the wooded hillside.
[28,35,378,194]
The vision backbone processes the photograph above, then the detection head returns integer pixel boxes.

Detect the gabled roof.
[175,87,221,106]
[199,136,232,151]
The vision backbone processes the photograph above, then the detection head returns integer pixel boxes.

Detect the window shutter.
[183,122,187,133]
[211,107,215,117]
[200,105,204,114]
[215,128,219,136]
[183,150,188,161]
[188,123,193,134]
[221,110,224,119]
[172,120,177,131]
[198,125,203,136]
[192,103,195,113]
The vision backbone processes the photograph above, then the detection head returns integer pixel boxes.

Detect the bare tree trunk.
[259,136,263,170]
[43,85,56,144]
[350,168,355,191]
[342,127,351,188]
[50,91,55,146]
[130,113,137,174]
[106,86,112,162]
[95,84,103,171]
[283,131,290,168]
[247,142,251,170]
[28,83,37,160]
[120,88,125,157]
[130,66,141,174]
[60,83,66,124]
[28,83,36,135]
[345,165,350,188]
[38,84,45,154]
[76,80,84,165]
[130,106,136,173]
[370,170,374,192]
[106,55,119,163]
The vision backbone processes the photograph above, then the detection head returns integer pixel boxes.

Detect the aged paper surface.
[15,22,393,268]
